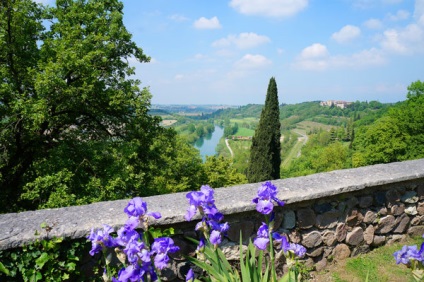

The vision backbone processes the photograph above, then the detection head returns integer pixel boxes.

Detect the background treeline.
[210,82,423,179]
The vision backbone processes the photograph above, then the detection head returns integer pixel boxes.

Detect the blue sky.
[40,0,424,105]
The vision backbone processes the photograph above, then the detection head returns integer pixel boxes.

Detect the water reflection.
[194,126,224,161]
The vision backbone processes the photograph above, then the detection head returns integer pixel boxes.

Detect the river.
[194,125,224,161]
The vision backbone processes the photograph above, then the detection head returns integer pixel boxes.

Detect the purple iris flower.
[394,245,414,264]
[273,233,290,251]
[87,224,116,256]
[273,233,307,258]
[185,185,221,221]
[117,264,144,282]
[252,181,285,215]
[394,243,424,264]
[196,237,205,253]
[254,222,270,250]
[124,197,161,219]
[208,220,229,234]
[115,225,140,247]
[151,237,180,270]
[124,239,146,264]
[186,268,195,282]
[210,230,223,245]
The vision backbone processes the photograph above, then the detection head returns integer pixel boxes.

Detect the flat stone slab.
[1,158,424,250]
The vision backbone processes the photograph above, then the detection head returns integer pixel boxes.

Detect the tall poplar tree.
[247,77,281,183]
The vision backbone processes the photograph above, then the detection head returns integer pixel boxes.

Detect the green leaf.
[35,252,49,269]
[0,261,10,276]
[34,271,42,282]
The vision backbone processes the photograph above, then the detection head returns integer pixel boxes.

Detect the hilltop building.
[320,100,352,109]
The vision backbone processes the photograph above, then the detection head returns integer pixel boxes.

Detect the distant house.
[320,100,352,109]
[231,136,252,141]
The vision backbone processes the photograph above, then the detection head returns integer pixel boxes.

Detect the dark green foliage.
[0,237,92,281]
[352,80,424,167]
[174,120,215,144]
[203,155,247,188]
[0,0,201,213]
[247,77,281,183]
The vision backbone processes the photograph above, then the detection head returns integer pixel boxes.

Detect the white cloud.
[381,29,408,53]
[228,54,272,78]
[414,0,424,24]
[169,14,189,22]
[364,18,383,29]
[174,74,184,80]
[212,33,271,49]
[380,24,424,54]
[300,43,329,59]
[332,48,386,67]
[351,0,403,9]
[194,53,207,60]
[229,0,308,18]
[234,54,272,69]
[331,25,361,43]
[293,44,386,71]
[193,16,222,30]
[387,9,410,21]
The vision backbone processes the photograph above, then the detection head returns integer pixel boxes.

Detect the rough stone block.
[346,209,364,227]
[363,211,377,224]
[375,215,396,234]
[226,221,254,243]
[372,235,386,247]
[418,202,424,215]
[297,208,316,229]
[401,191,418,204]
[390,204,405,216]
[336,223,348,242]
[316,210,340,229]
[364,225,374,245]
[359,196,373,208]
[282,210,296,229]
[393,213,410,234]
[302,230,322,248]
[322,230,337,246]
[333,244,351,260]
[408,226,424,237]
[346,227,364,246]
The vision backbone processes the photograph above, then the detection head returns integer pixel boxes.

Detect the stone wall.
[1,159,424,280]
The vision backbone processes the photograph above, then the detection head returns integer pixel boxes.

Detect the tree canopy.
[0,0,198,212]
[352,80,424,167]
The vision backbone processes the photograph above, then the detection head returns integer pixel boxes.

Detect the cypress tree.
[247,77,281,183]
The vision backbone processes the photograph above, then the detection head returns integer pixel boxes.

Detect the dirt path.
[225,138,234,158]
[281,130,308,168]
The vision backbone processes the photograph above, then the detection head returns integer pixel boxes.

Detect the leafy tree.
[203,156,247,188]
[150,135,205,194]
[0,0,178,212]
[352,80,424,167]
[247,77,281,183]
[351,116,409,166]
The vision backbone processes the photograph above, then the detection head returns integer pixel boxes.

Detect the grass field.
[297,120,336,132]
[219,119,340,172]
[161,119,178,126]
[312,236,422,282]
[234,127,254,137]
[230,117,258,123]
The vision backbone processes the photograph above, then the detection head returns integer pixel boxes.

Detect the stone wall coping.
[1,159,423,250]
